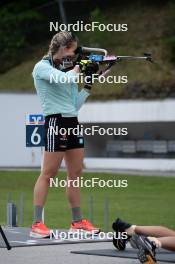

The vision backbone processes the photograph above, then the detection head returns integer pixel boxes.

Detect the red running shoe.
[70,219,100,235]
[30,222,51,238]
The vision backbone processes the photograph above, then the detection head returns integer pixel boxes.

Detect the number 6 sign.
[26,114,45,147]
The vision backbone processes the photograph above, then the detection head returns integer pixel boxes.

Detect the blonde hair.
[47,31,78,56]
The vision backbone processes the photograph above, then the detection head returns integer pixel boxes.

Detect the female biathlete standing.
[30,31,100,238]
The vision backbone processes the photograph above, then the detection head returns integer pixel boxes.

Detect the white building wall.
[0,93,175,170]
[79,100,175,123]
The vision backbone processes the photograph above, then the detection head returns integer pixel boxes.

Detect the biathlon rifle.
[75,46,153,76]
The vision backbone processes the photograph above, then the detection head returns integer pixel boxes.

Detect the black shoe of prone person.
[112,218,132,251]
[131,234,157,264]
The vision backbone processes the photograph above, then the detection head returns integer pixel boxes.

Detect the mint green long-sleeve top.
[32,59,90,117]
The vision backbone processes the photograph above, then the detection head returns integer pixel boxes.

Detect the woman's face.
[53,41,78,64]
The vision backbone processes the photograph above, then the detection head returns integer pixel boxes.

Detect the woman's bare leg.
[33,151,64,206]
[135,226,175,238]
[64,148,84,209]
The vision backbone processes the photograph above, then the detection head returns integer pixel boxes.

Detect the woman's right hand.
[73,64,80,73]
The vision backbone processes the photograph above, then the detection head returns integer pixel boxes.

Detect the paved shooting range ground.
[0,170,175,264]
[0,240,170,264]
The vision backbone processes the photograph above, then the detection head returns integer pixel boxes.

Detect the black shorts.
[44,114,84,152]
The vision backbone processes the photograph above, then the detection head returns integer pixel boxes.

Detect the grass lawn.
[0,171,174,231]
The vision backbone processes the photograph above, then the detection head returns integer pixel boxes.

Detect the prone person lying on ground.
[112,218,175,264]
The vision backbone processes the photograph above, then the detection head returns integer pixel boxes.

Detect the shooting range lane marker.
[10,240,37,245]
[26,240,38,244]
[0,227,112,248]
[6,231,21,234]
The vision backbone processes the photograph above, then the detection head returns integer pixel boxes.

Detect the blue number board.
[26,114,45,147]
